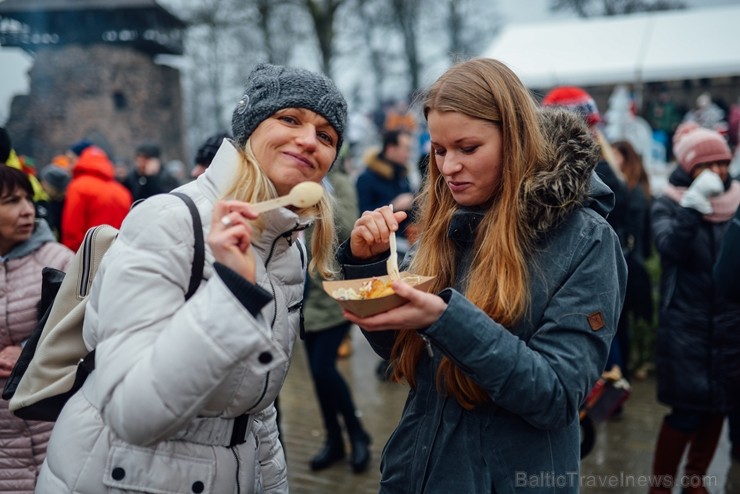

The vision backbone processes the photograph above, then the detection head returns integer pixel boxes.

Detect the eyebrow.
[430,137,479,146]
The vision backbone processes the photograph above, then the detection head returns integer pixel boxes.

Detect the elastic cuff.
[336,240,390,280]
[336,239,389,265]
[438,288,454,303]
[416,288,453,335]
[214,263,272,317]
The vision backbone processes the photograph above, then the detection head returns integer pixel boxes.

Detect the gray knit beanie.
[40,165,71,192]
[231,63,347,156]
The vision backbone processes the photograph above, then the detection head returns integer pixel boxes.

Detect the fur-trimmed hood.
[522,107,610,239]
[362,147,408,181]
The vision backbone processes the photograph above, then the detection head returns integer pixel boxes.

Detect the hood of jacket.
[362,147,408,181]
[521,108,605,240]
[3,219,56,261]
[72,146,115,181]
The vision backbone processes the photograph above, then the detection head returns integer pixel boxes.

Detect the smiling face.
[427,110,504,207]
[0,185,35,255]
[249,108,339,196]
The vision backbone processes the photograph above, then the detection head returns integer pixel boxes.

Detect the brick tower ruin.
[0,0,187,168]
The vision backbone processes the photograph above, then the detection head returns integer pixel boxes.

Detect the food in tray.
[332,274,423,301]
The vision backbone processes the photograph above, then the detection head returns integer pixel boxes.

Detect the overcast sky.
[1,0,738,124]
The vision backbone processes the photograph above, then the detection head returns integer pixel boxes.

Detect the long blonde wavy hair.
[392,58,549,410]
[222,140,337,279]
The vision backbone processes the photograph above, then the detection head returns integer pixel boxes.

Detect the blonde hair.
[223,140,337,278]
[392,58,548,410]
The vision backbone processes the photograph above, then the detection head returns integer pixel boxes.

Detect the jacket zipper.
[417,356,447,494]
[245,275,276,412]
[248,227,298,412]
[79,228,98,297]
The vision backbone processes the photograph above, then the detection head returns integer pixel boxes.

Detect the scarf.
[662,180,740,223]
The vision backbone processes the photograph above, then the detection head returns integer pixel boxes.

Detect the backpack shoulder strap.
[169,192,204,300]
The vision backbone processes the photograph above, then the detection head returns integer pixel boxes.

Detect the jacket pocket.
[103,442,214,493]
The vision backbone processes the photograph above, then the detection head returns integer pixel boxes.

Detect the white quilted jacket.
[37,141,308,494]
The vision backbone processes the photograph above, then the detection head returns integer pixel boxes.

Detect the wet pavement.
[279,326,739,493]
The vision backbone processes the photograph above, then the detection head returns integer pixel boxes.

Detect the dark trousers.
[666,408,721,433]
[606,310,631,380]
[304,322,362,439]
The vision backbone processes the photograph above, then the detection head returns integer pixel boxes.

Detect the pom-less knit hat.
[69,139,92,157]
[541,86,601,127]
[231,63,347,155]
[195,131,231,167]
[40,165,71,192]
[673,123,732,175]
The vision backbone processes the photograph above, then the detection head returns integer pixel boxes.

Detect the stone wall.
[6,44,186,169]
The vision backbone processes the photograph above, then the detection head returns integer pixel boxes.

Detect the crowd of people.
[0,57,738,494]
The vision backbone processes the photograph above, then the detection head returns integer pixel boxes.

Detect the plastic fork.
[386,204,401,281]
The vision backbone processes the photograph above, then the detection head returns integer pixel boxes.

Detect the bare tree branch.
[302,0,347,76]
[550,0,686,17]
[389,0,422,94]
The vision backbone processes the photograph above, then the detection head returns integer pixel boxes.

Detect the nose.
[438,152,463,176]
[21,198,35,217]
[295,124,318,152]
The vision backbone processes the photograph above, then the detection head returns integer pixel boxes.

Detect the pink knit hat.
[673,123,731,175]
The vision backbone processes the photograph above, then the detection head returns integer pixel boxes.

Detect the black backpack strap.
[170,192,205,300]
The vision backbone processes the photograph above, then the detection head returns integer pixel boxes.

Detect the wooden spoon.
[386,204,401,281]
[250,182,324,213]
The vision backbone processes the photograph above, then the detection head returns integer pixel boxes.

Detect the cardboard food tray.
[323,272,436,318]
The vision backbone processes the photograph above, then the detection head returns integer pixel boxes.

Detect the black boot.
[349,430,372,474]
[310,436,345,471]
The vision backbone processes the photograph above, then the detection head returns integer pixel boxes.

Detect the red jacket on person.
[61,146,132,251]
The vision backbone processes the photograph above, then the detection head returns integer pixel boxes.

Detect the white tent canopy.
[482,5,740,89]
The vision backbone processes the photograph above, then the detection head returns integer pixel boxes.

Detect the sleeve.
[651,195,702,263]
[88,195,286,446]
[336,239,389,279]
[420,222,626,430]
[214,263,272,316]
[714,207,740,303]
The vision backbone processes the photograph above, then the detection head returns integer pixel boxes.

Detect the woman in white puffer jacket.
[36,63,347,494]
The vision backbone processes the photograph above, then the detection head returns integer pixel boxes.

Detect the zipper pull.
[420,334,434,358]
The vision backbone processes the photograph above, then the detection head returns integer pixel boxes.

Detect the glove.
[679,169,724,215]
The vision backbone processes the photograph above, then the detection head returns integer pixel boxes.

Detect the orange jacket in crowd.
[383,111,418,133]
[61,146,132,251]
